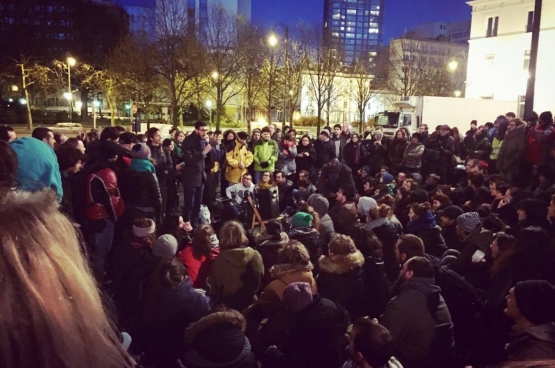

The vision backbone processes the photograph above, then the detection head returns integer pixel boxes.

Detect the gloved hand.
[260,161,269,168]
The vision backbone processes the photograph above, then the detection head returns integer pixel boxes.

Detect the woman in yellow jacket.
[225,132,254,184]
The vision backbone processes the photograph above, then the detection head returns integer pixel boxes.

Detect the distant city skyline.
[252,0,471,43]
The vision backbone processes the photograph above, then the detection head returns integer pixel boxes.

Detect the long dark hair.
[192,224,216,259]
[350,224,383,259]
[298,134,313,149]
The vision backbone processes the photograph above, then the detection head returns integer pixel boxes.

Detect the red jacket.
[177,245,219,290]
[85,166,125,221]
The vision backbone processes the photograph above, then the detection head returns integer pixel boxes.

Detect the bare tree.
[349,60,377,131]
[260,47,282,124]
[80,64,124,126]
[203,5,244,130]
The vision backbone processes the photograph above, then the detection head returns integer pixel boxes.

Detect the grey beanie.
[307,194,329,219]
[153,234,178,259]
[456,212,480,233]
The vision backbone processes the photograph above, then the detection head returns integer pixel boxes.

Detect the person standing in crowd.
[146,128,172,216]
[368,131,389,176]
[253,127,278,183]
[362,125,372,139]
[83,140,124,280]
[276,133,297,180]
[119,143,162,225]
[172,130,186,203]
[55,145,85,219]
[225,131,253,185]
[182,121,212,228]
[314,130,336,177]
[221,129,236,192]
[162,138,178,213]
[534,111,555,163]
[328,183,358,235]
[248,128,261,152]
[204,130,223,220]
[0,125,16,142]
[343,133,367,174]
[31,127,56,148]
[317,158,355,199]
[380,256,454,368]
[207,221,264,311]
[438,125,456,182]
[296,134,316,181]
[389,129,409,173]
[402,132,424,175]
[497,119,526,185]
[489,116,509,174]
[331,124,347,162]
[0,190,135,368]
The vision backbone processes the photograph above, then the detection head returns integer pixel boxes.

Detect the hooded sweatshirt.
[207,247,264,311]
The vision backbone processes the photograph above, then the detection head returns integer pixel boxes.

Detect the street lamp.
[93,100,100,129]
[211,71,219,80]
[268,34,278,47]
[66,56,76,118]
[19,98,26,105]
[63,92,72,100]
[206,100,213,125]
[448,60,458,72]
[454,90,462,98]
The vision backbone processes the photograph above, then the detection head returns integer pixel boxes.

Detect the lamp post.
[524,0,543,118]
[206,100,213,126]
[66,57,76,119]
[93,100,100,129]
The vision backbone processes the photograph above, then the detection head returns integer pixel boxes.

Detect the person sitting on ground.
[438,205,465,251]
[177,224,220,290]
[328,183,358,235]
[504,280,555,362]
[255,219,290,286]
[275,170,294,212]
[342,318,403,368]
[226,173,255,205]
[380,257,454,368]
[317,158,356,199]
[307,193,335,253]
[365,200,399,283]
[295,171,317,202]
[288,205,321,264]
[255,171,276,190]
[207,221,264,311]
[406,202,447,259]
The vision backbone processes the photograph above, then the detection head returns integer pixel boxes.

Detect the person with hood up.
[276,133,297,178]
[207,221,264,311]
[180,307,258,368]
[225,131,254,185]
[255,219,290,286]
[328,183,358,235]
[307,193,335,253]
[141,258,210,367]
[497,119,526,184]
[406,202,447,259]
[177,224,220,290]
[119,143,162,226]
[288,206,321,264]
[380,256,454,368]
[489,116,510,174]
[504,280,555,362]
[316,234,365,319]
[448,212,495,290]
[253,127,278,183]
[343,133,368,173]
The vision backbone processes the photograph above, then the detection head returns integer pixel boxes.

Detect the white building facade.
[465,0,555,114]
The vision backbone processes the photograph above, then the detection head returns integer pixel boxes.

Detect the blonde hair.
[0,190,134,368]
[219,220,249,250]
[368,203,390,221]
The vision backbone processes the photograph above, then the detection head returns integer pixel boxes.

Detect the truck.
[378,96,518,137]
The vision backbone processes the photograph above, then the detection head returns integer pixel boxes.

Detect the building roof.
[113,0,155,8]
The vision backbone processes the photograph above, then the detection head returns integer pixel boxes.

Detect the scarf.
[130,158,156,174]
[258,181,274,189]
[281,139,295,155]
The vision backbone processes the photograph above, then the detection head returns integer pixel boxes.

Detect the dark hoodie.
[406,211,447,259]
[207,247,264,311]
[380,277,454,368]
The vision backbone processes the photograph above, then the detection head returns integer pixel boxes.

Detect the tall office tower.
[323,0,384,67]
[187,0,250,34]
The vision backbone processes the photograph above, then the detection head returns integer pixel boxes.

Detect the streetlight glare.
[75,101,83,110]
[211,71,219,79]
[93,100,100,107]
[448,60,458,71]
[19,98,26,105]
[67,57,76,67]
[205,100,212,108]
[454,90,462,97]
[268,34,278,47]
[63,92,72,100]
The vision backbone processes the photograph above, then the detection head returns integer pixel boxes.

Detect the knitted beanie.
[292,212,313,228]
[514,280,555,325]
[456,212,480,233]
[261,126,271,134]
[361,165,370,174]
[382,173,394,184]
[320,130,330,138]
[283,282,313,313]
[152,234,178,260]
[130,143,151,159]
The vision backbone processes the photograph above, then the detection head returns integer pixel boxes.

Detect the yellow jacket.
[225,140,254,184]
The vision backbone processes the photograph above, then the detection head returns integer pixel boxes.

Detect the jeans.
[182,184,204,227]
[91,218,115,279]
[254,171,263,184]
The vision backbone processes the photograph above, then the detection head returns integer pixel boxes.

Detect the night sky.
[252,0,471,43]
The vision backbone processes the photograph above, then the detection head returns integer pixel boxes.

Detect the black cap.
[339,183,357,199]
[514,280,555,325]
[439,205,464,220]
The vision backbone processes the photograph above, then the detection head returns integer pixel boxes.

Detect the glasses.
[263,174,270,177]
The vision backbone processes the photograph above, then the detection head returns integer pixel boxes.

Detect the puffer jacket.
[225,140,254,184]
[402,143,425,169]
[119,167,162,214]
[207,247,264,311]
[253,139,278,172]
[497,124,526,172]
[276,141,297,176]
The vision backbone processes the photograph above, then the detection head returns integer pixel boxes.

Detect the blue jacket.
[10,137,63,202]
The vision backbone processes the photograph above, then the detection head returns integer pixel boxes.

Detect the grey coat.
[276,142,297,176]
[497,124,526,172]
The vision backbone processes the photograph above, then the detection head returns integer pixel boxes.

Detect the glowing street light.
[19,98,26,105]
[66,56,76,117]
[268,34,278,47]
[67,57,76,67]
[63,92,72,100]
[211,71,219,79]
[448,60,458,72]
[75,101,83,110]
[454,90,462,98]
[93,100,100,107]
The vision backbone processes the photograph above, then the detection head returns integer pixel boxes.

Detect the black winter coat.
[371,222,400,283]
[148,143,173,183]
[314,139,336,169]
[295,144,317,173]
[119,168,162,214]
[316,163,355,198]
[366,139,389,175]
[182,131,211,187]
[343,141,368,172]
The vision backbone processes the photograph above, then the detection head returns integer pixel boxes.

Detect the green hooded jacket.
[253,138,278,172]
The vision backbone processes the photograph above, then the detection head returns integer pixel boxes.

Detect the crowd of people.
[1,111,555,368]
